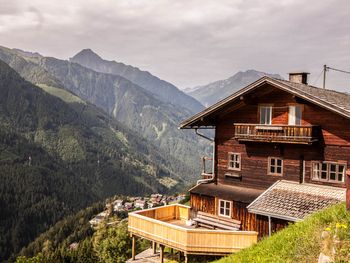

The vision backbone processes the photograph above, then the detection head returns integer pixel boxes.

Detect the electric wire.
[326,66,350,75]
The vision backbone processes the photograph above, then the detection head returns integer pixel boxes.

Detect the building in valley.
[128,73,348,262]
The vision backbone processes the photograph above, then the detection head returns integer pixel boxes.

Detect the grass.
[37,84,86,104]
[213,203,350,263]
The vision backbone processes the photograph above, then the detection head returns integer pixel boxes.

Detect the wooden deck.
[128,204,258,256]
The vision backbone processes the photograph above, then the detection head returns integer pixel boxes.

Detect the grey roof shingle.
[247,180,346,221]
[276,79,350,113]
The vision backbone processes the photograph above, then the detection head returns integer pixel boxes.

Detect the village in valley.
[89,193,187,227]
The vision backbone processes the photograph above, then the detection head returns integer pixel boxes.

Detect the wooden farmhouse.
[128,73,348,262]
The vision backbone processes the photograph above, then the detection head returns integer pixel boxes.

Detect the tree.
[94,222,132,263]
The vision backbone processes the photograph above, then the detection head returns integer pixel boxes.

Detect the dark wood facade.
[215,88,349,190]
[188,82,349,237]
[190,194,289,238]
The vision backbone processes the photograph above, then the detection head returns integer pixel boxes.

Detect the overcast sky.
[0,0,349,91]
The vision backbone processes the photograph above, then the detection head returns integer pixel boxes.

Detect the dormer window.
[288,105,302,125]
[259,105,272,125]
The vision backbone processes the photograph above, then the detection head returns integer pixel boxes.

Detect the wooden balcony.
[128,204,258,256]
[234,123,319,144]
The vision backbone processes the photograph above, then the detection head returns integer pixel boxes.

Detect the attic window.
[288,105,302,125]
[259,105,272,125]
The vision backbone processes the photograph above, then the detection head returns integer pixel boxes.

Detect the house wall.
[190,193,289,238]
[215,87,350,190]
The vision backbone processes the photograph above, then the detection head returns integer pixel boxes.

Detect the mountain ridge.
[187,69,282,107]
[70,48,204,113]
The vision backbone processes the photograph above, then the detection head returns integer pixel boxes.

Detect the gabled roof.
[180,77,350,129]
[247,180,345,222]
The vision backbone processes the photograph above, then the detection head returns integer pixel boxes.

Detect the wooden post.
[160,244,165,263]
[152,241,157,254]
[184,253,189,263]
[268,216,272,237]
[132,235,136,260]
[177,251,182,262]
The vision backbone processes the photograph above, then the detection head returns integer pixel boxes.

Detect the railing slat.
[128,205,258,254]
[234,124,318,144]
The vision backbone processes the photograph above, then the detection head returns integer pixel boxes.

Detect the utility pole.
[323,64,327,89]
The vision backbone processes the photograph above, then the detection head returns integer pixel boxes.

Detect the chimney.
[289,72,309,85]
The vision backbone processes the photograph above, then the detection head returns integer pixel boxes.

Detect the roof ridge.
[275,78,350,96]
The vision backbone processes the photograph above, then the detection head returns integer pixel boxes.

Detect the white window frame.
[312,161,346,183]
[218,199,232,218]
[288,105,302,125]
[268,157,283,176]
[228,152,241,171]
[259,105,272,125]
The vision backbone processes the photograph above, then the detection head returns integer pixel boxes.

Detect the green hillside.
[214,203,350,263]
[0,59,189,261]
[0,46,209,179]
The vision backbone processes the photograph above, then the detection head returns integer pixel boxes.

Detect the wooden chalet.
[128,73,348,262]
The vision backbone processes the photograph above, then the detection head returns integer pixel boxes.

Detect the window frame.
[311,161,346,184]
[268,157,283,176]
[228,152,241,171]
[288,105,303,125]
[218,199,232,218]
[259,104,273,125]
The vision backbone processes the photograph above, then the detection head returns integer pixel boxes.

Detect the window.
[259,105,272,125]
[219,199,231,217]
[228,153,241,171]
[268,157,283,176]
[288,105,302,125]
[312,162,345,183]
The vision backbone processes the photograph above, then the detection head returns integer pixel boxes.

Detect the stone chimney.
[289,72,309,85]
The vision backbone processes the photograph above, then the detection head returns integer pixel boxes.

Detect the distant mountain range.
[70,49,204,113]
[186,70,282,106]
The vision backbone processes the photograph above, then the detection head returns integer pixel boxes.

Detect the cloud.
[0,0,349,90]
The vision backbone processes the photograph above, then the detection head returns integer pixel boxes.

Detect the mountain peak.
[70,49,103,63]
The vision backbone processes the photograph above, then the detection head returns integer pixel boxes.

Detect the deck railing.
[234,123,319,144]
[128,204,258,255]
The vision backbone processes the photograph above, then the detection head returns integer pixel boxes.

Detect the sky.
[0,0,349,91]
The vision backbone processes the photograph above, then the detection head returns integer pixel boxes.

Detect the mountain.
[0,46,208,178]
[0,59,190,261]
[70,49,204,113]
[187,70,282,106]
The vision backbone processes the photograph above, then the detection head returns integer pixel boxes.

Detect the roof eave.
[179,76,270,129]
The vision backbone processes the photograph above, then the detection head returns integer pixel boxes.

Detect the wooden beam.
[132,235,136,260]
[152,241,157,254]
[160,244,165,263]
[184,253,189,263]
[268,216,272,237]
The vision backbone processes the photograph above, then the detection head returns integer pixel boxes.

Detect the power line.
[322,65,350,89]
[312,69,324,86]
[327,66,350,75]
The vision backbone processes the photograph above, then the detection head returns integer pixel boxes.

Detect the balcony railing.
[128,204,258,255]
[234,123,319,144]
